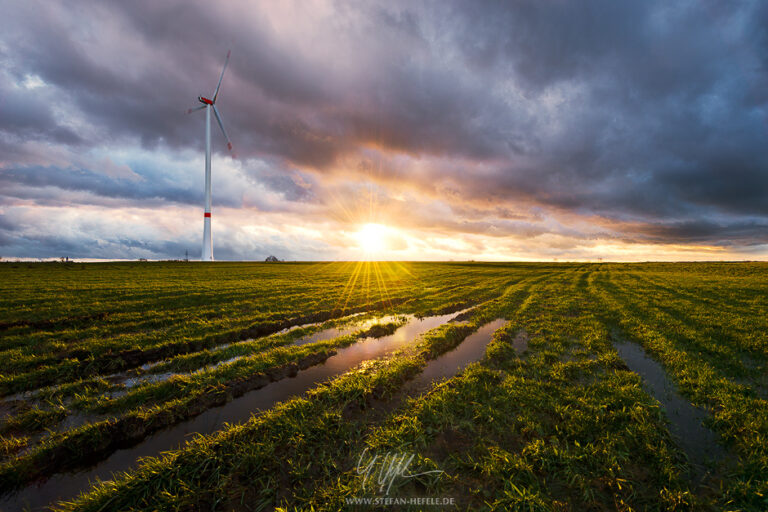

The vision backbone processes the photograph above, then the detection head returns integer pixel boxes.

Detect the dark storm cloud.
[0,0,767,256]
[5,235,84,256]
[1,1,510,161]
[0,214,17,232]
[0,230,171,260]
[0,76,82,146]
[0,165,217,207]
[626,219,768,246]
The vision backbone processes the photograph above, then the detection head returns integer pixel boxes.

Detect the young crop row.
[2,312,391,433]
[314,270,700,510]
[1,262,765,511]
[49,271,710,511]
[53,274,541,511]
[0,262,520,396]
[586,268,768,510]
[0,316,408,491]
[0,265,541,501]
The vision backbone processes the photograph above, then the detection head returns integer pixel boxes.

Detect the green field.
[0,261,766,511]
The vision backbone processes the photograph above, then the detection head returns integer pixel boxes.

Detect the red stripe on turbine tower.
[204,212,211,217]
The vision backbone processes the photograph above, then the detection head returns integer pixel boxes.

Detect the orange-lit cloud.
[1,1,767,261]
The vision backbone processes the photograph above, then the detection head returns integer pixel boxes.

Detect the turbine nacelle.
[198,96,214,105]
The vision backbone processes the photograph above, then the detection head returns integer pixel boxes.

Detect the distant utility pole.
[185,249,189,262]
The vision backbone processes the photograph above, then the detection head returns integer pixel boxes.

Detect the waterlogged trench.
[612,338,726,480]
[116,315,396,392]
[405,318,507,395]
[2,309,471,511]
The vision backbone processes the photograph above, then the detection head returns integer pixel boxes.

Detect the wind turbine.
[187,50,234,261]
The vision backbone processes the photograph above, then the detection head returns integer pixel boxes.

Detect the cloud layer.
[1,0,767,260]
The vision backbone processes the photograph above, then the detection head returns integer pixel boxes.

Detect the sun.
[355,223,387,254]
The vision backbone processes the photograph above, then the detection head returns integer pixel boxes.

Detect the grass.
[0,261,766,510]
[324,271,695,510]
[0,318,407,490]
[50,279,523,512]
[586,267,768,509]
[0,262,511,395]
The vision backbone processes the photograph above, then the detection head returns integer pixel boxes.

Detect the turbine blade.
[212,104,235,157]
[212,50,230,103]
[186,105,206,114]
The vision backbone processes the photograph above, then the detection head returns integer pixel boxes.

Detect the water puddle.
[613,339,726,480]
[2,390,41,404]
[290,324,358,347]
[273,312,365,337]
[2,315,373,407]
[110,315,406,391]
[0,308,469,511]
[121,372,176,389]
[405,319,506,395]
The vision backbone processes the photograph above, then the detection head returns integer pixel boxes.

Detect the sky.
[1,0,767,261]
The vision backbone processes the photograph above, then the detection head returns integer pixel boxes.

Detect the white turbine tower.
[187,51,234,261]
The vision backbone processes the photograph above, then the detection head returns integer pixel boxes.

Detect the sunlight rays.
[331,261,415,314]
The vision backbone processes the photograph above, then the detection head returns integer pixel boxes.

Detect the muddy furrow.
[0,297,416,397]
[0,307,474,510]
